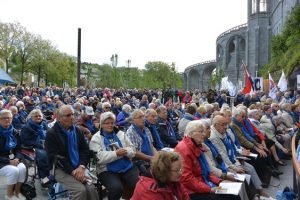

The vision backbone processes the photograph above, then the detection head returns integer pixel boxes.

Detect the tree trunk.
[37,65,41,87]
[5,58,9,73]
[20,61,24,85]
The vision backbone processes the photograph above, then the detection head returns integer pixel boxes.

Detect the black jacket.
[0,129,21,169]
[45,122,89,174]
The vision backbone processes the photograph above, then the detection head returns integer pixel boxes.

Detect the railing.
[185,60,216,71]
[292,134,300,197]
[217,23,248,40]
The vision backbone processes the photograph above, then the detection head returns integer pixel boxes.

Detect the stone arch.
[217,44,224,62]
[183,73,188,90]
[202,65,216,91]
[240,38,246,51]
[188,69,200,90]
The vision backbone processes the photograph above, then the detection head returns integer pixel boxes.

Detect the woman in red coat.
[175,120,240,200]
[131,151,189,200]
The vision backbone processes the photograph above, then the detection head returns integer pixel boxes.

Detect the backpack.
[21,181,36,200]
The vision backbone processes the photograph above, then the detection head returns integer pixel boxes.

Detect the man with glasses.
[45,105,98,200]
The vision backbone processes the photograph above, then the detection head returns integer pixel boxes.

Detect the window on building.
[252,0,257,14]
[260,0,267,12]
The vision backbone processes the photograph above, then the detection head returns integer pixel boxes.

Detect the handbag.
[21,181,36,200]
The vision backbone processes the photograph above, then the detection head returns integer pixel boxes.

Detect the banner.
[269,73,277,99]
[254,77,263,91]
[277,70,288,92]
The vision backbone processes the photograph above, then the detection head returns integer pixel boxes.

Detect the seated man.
[75,106,98,140]
[156,106,182,148]
[126,109,157,175]
[45,105,98,200]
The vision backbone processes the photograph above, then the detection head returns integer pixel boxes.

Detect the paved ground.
[0,159,293,199]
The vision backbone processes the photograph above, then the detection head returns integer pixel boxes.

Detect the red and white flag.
[242,63,253,94]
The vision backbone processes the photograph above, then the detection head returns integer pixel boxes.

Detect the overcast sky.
[1,0,247,72]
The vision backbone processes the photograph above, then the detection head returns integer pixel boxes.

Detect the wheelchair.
[47,152,105,200]
[19,145,38,183]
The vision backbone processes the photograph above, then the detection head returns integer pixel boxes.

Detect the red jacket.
[131,176,190,200]
[174,137,221,194]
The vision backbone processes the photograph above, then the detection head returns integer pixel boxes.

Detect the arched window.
[252,0,257,14]
[260,0,267,12]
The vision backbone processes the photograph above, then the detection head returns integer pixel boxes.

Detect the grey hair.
[27,109,43,120]
[131,109,144,119]
[156,106,167,114]
[184,120,206,137]
[16,101,25,107]
[100,112,116,125]
[57,105,74,117]
[145,108,157,117]
[232,108,245,118]
[281,103,290,110]
[248,109,259,118]
[122,104,131,112]
[272,115,282,123]
[0,109,12,119]
[199,119,211,127]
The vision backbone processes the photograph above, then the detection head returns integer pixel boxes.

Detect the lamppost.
[126,59,131,88]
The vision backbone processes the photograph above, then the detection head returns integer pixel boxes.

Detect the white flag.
[277,70,288,92]
[221,76,229,90]
[269,73,277,99]
[227,80,237,96]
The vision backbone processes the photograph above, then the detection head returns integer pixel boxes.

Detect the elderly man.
[178,105,196,138]
[75,106,98,140]
[126,109,157,175]
[45,105,98,200]
[210,115,269,197]
[144,109,164,150]
[156,106,182,148]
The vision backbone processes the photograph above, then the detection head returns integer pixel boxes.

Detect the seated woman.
[89,112,139,200]
[20,109,50,187]
[175,120,240,200]
[0,109,26,200]
[131,151,189,200]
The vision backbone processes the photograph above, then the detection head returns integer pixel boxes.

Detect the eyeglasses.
[103,122,114,125]
[216,123,227,127]
[0,117,11,120]
[63,113,74,117]
[104,107,111,109]
[34,115,42,118]
[171,168,183,173]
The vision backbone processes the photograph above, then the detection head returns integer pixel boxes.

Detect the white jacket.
[89,130,136,174]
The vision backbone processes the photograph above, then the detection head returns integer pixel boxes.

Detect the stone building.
[184,0,300,91]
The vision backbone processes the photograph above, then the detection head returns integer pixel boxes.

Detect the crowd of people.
[0,85,299,200]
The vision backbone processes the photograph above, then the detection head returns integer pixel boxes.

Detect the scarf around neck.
[28,119,46,140]
[133,124,153,156]
[145,120,164,150]
[0,125,16,151]
[57,122,79,169]
[232,118,254,142]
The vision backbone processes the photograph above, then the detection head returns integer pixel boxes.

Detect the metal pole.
[77,28,81,88]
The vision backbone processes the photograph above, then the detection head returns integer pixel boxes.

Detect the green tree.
[260,4,300,78]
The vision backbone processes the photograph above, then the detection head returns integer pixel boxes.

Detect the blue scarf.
[221,133,237,164]
[166,120,176,138]
[243,118,256,138]
[228,125,241,148]
[204,139,227,173]
[0,125,16,151]
[194,112,202,119]
[232,118,254,142]
[145,120,164,150]
[86,118,97,133]
[28,119,46,140]
[183,114,194,121]
[57,122,79,169]
[132,124,153,156]
[197,149,216,187]
[102,130,132,173]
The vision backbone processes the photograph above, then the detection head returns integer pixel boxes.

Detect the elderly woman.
[89,112,138,200]
[0,109,26,200]
[20,109,50,187]
[116,104,132,131]
[175,120,240,200]
[131,151,189,200]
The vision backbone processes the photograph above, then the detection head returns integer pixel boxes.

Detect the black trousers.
[97,167,139,200]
